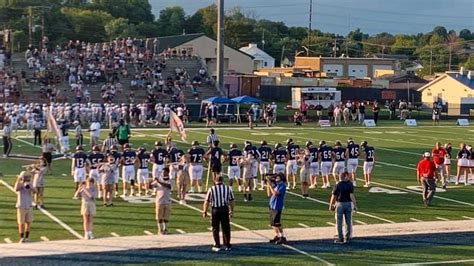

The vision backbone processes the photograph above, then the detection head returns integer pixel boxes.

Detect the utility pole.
[28,6,33,47]
[262,31,265,50]
[216,0,224,94]
[41,15,45,49]
[448,44,452,71]
[429,50,433,75]
[333,40,337,57]
[307,0,312,56]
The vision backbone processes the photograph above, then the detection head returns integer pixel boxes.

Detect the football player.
[187,141,205,193]
[136,147,151,196]
[168,144,184,185]
[257,140,272,190]
[71,145,87,199]
[332,141,346,184]
[361,141,375,187]
[286,139,300,189]
[243,141,260,190]
[151,141,168,192]
[456,143,470,185]
[227,143,243,189]
[87,145,105,198]
[121,143,137,196]
[319,140,333,188]
[205,140,225,181]
[306,141,320,189]
[299,147,311,197]
[242,152,255,201]
[346,138,360,186]
[272,143,287,174]
[109,145,122,197]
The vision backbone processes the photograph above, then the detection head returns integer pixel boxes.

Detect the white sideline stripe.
[298,223,310,228]
[0,179,83,239]
[397,258,474,265]
[410,218,423,222]
[355,220,367,225]
[408,164,416,166]
[40,236,50,241]
[144,230,154,236]
[4,238,12,244]
[286,191,396,224]
[436,217,449,221]
[207,227,212,231]
[13,137,39,149]
[110,232,120,237]
[371,180,474,207]
[462,216,474,220]
[327,222,335,226]
[176,229,186,234]
[170,198,332,265]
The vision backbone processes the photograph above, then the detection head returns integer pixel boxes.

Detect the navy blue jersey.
[151,148,168,165]
[364,146,375,162]
[308,147,319,163]
[244,145,259,159]
[228,149,243,166]
[188,147,205,163]
[272,149,287,164]
[110,151,122,165]
[347,144,360,159]
[122,150,137,166]
[457,148,470,159]
[137,152,150,169]
[73,152,87,168]
[209,147,224,167]
[258,146,272,162]
[333,147,346,162]
[287,144,300,160]
[319,146,333,162]
[88,153,105,169]
[168,148,184,163]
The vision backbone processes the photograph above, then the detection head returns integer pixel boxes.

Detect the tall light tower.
[217,0,224,94]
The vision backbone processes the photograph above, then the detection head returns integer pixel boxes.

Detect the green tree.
[191,4,217,37]
[92,0,154,24]
[136,22,160,38]
[105,17,137,39]
[156,6,185,36]
[60,7,113,42]
[392,34,417,55]
[463,55,474,69]
[459,29,473,40]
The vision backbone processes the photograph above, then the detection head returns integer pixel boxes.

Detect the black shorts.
[269,209,282,227]
[118,139,129,145]
[42,152,52,164]
[212,165,222,173]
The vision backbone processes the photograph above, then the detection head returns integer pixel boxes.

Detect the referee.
[102,133,118,153]
[206,128,219,148]
[3,120,12,157]
[202,175,234,252]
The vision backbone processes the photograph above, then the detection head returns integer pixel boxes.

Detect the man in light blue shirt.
[267,173,287,245]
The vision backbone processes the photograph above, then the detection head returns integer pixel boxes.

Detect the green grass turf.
[1,123,474,264]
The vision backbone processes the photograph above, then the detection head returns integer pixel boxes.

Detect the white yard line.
[3,238,12,244]
[286,191,396,224]
[397,258,474,265]
[110,232,120,237]
[354,220,367,225]
[170,198,332,265]
[207,227,213,231]
[0,179,83,239]
[176,229,186,234]
[462,216,474,220]
[297,223,310,228]
[410,218,423,222]
[436,217,450,221]
[40,236,50,241]
[326,222,335,226]
[143,230,154,236]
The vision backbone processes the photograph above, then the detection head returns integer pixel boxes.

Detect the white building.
[239,43,275,70]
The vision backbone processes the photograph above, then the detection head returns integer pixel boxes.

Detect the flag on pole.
[170,111,187,141]
[47,109,64,151]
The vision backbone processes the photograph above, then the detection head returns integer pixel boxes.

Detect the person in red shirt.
[431,142,447,188]
[417,152,437,206]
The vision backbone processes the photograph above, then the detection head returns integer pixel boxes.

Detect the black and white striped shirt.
[103,137,118,151]
[205,183,234,208]
[207,134,220,146]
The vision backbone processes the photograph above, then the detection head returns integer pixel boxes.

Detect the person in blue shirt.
[267,173,287,245]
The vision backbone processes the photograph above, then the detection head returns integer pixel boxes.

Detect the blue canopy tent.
[199,97,237,121]
[231,96,263,123]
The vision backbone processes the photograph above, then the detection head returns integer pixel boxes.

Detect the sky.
[150,0,474,35]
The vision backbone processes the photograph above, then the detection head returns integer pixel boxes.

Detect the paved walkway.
[1,220,473,258]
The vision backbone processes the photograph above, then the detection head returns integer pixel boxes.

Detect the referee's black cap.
[154,141,162,146]
[261,140,267,146]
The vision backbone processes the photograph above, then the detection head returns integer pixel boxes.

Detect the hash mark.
[355,220,367,225]
[326,222,335,226]
[176,229,186,234]
[40,236,49,241]
[110,232,120,237]
[298,223,310,228]
[4,238,12,243]
[436,217,450,221]
[462,216,474,220]
[144,230,154,236]
[410,218,423,222]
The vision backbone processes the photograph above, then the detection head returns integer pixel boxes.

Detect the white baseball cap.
[423,152,431,157]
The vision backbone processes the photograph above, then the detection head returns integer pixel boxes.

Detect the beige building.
[294,56,397,78]
[156,33,254,74]
[418,70,474,116]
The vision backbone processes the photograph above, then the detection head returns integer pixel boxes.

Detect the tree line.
[0,0,473,76]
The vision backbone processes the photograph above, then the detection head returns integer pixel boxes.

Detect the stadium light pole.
[217,0,225,95]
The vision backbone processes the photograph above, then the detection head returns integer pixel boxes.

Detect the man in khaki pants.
[15,171,35,243]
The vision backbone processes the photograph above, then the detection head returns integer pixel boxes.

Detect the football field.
[1,121,474,264]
